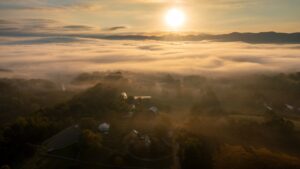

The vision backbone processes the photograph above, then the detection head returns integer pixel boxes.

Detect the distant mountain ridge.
[99,32,300,44]
[1,30,300,44]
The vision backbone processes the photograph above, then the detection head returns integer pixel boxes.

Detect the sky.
[0,0,300,33]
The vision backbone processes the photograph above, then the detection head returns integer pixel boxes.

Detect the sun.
[165,8,185,29]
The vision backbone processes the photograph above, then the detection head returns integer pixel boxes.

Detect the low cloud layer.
[1,35,300,79]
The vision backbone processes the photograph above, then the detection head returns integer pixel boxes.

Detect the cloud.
[0,0,102,11]
[0,19,61,33]
[88,54,155,64]
[0,3,39,10]
[1,38,300,78]
[0,68,12,72]
[138,44,163,51]
[0,27,19,31]
[63,25,94,31]
[1,37,86,45]
[0,19,17,24]
[0,18,99,35]
[103,26,127,31]
[222,55,269,64]
[289,46,300,49]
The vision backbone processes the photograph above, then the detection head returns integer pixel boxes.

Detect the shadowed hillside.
[1,71,300,169]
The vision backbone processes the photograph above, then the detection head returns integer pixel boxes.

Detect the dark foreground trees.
[0,116,57,168]
[178,136,214,169]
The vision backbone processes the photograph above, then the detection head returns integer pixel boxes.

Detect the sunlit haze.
[1,1,300,169]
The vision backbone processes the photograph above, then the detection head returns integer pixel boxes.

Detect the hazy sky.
[0,0,299,33]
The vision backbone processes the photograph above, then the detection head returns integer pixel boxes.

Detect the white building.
[98,122,110,134]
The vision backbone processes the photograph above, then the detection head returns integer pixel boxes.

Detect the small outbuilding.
[121,92,128,100]
[149,106,159,114]
[264,103,273,111]
[285,104,294,111]
[98,122,110,134]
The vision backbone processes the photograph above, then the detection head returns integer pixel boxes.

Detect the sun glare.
[165,8,185,30]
